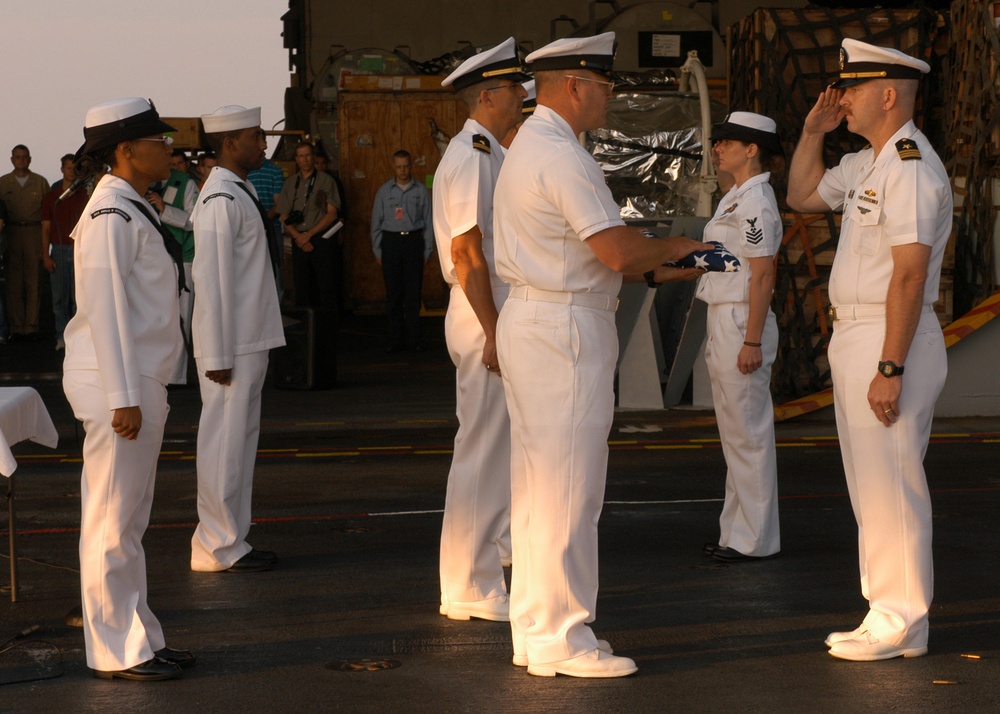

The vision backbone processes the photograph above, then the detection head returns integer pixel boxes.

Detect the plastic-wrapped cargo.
[587,91,726,220]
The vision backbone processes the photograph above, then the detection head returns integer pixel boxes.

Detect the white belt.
[508,285,619,312]
[828,304,934,321]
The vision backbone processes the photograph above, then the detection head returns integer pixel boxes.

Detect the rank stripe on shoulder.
[895,138,921,160]
[90,207,131,221]
[472,133,491,154]
[202,192,235,203]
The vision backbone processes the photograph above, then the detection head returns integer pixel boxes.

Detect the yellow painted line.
[984,439,1000,444]
[358,446,412,451]
[690,438,720,443]
[259,448,299,453]
[608,440,638,445]
[296,452,360,458]
[777,443,818,448]
[643,445,704,450]
[932,433,970,438]
[180,455,196,461]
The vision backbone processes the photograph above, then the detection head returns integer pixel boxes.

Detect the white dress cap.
[442,37,528,90]
[78,97,176,155]
[525,31,616,74]
[834,38,930,88]
[201,105,262,133]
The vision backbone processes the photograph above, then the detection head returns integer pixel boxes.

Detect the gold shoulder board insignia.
[896,138,921,161]
[472,134,491,154]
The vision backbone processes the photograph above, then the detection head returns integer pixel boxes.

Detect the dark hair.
[11,144,29,155]
[171,148,188,159]
[392,149,411,161]
[59,153,76,165]
[204,129,242,154]
[76,145,118,175]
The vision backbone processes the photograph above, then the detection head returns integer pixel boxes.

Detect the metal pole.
[7,474,16,602]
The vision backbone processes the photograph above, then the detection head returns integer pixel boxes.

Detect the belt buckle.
[827,306,837,321]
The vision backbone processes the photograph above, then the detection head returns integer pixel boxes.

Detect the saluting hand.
[803,87,845,135]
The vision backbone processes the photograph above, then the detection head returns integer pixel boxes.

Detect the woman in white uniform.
[63,98,193,680]
[697,112,784,563]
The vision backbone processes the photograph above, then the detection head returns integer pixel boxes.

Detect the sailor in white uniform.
[788,38,951,661]
[433,38,529,622]
[697,112,784,563]
[189,105,286,573]
[63,97,192,681]
[493,32,703,677]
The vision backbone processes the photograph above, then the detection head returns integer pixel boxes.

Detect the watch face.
[880,363,892,376]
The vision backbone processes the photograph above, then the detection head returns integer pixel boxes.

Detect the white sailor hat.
[525,31,616,75]
[711,111,783,155]
[833,38,930,88]
[521,80,536,114]
[202,105,262,133]
[77,97,176,156]
[442,37,529,90]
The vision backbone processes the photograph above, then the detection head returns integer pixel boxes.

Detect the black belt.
[8,221,41,227]
[385,229,421,237]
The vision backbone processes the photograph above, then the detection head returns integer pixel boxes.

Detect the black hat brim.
[711,123,783,156]
[76,109,177,158]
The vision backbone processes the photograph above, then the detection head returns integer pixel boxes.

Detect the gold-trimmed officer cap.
[442,37,529,90]
[525,32,616,76]
[832,38,930,88]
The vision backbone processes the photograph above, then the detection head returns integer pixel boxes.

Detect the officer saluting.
[63,97,192,680]
[434,38,528,623]
[493,32,702,678]
[788,39,952,661]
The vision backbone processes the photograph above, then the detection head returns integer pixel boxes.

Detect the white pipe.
[680,51,717,218]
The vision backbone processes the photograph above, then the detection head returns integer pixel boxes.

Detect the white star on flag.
[694,254,710,269]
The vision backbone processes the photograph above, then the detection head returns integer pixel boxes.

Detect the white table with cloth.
[0,387,59,602]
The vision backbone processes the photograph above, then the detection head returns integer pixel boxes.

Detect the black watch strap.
[644,270,657,288]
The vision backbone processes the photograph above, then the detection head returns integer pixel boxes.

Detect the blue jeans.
[50,244,76,340]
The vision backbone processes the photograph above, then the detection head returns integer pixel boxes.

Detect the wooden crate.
[337,89,468,311]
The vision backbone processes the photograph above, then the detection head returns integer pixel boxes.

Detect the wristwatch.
[644,270,657,288]
[877,360,905,377]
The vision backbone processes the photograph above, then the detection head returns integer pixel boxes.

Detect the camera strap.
[294,171,317,211]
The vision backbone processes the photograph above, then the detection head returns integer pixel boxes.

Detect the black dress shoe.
[94,657,181,681]
[711,547,779,563]
[703,542,719,556]
[249,548,277,562]
[226,550,275,572]
[154,647,196,668]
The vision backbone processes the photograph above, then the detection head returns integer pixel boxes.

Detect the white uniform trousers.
[64,370,168,671]
[828,310,946,648]
[497,298,616,665]
[168,263,194,385]
[191,350,269,571]
[439,285,511,603]
[704,303,780,557]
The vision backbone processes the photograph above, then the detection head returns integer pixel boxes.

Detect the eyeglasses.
[564,74,615,94]
[135,135,174,146]
[484,83,521,93]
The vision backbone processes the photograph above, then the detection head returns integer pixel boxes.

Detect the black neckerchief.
[126,197,188,295]
[235,181,281,283]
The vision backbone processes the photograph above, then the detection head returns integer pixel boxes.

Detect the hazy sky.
[0,0,289,183]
